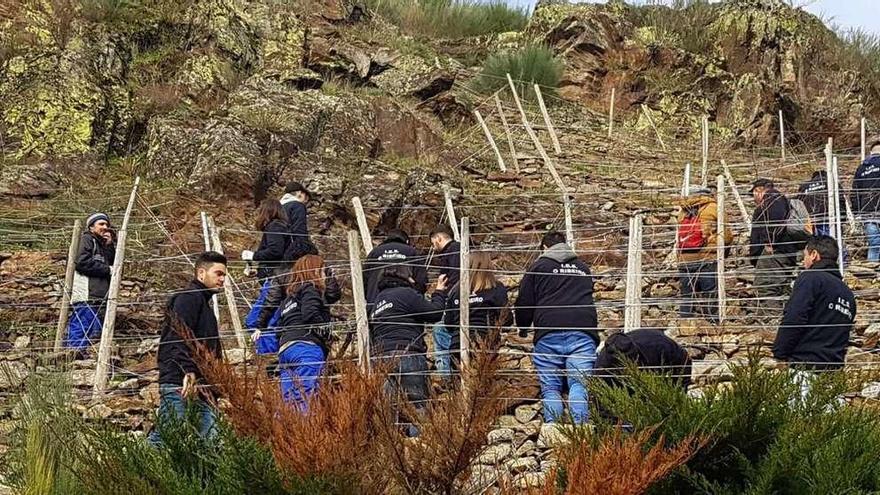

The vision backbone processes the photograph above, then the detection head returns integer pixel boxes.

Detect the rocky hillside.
[2,0,880,491]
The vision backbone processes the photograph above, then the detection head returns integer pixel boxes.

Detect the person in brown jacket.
[676,188,733,323]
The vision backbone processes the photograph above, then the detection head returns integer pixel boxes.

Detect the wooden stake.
[826,140,835,247]
[54,219,82,352]
[721,160,751,229]
[701,116,709,188]
[506,73,545,158]
[347,231,370,372]
[351,197,373,255]
[862,117,867,163]
[200,211,220,323]
[563,194,574,248]
[624,215,643,332]
[641,105,667,152]
[682,163,691,197]
[716,175,727,323]
[458,217,471,371]
[443,185,461,242]
[608,88,616,139]
[832,157,845,275]
[534,84,562,155]
[474,109,507,172]
[779,110,786,163]
[494,94,519,173]
[93,177,140,393]
[206,216,248,350]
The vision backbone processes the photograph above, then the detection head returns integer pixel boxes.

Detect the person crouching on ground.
[242,199,290,355]
[274,255,341,409]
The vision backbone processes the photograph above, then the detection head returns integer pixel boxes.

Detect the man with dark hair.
[749,178,798,315]
[150,251,227,445]
[594,329,692,390]
[852,136,880,261]
[280,181,318,261]
[66,213,116,352]
[363,228,428,309]
[774,236,856,391]
[429,224,461,378]
[515,231,599,424]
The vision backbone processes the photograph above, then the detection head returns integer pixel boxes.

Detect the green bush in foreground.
[472,44,563,102]
[364,0,528,39]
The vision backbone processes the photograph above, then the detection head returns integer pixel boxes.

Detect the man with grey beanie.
[65,213,116,353]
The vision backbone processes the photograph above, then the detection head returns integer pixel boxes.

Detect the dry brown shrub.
[540,428,705,495]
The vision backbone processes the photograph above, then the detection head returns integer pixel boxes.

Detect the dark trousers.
[379,350,429,437]
[754,254,796,315]
[679,261,718,322]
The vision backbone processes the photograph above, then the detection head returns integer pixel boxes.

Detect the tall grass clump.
[473,44,563,102]
[364,0,528,39]
[837,27,880,82]
[630,0,717,53]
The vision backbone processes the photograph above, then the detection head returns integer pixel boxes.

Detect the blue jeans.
[279,342,325,410]
[432,323,452,377]
[678,261,718,322]
[379,350,429,437]
[865,221,880,262]
[66,302,102,350]
[148,384,217,446]
[245,280,280,354]
[533,331,597,424]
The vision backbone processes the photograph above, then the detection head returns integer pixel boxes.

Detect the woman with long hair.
[275,254,341,408]
[444,251,510,368]
[242,199,290,355]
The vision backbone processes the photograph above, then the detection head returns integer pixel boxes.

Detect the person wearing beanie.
[852,136,880,262]
[66,212,116,352]
[279,181,318,262]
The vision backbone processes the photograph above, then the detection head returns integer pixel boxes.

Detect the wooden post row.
[201,211,221,322]
[459,217,471,371]
[351,196,373,255]
[443,186,461,242]
[624,215,643,332]
[608,88,616,139]
[206,215,249,350]
[347,231,370,372]
[716,175,727,323]
[94,177,140,393]
[474,109,507,172]
[533,84,562,155]
[721,160,751,230]
[54,219,82,352]
[494,94,519,173]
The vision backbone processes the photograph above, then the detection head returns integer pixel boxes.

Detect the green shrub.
[472,44,563,102]
[364,0,528,39]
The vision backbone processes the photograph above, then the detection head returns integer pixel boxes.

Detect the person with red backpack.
[677,187,732,323]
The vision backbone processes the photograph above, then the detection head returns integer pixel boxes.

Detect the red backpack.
[677,207,706,252]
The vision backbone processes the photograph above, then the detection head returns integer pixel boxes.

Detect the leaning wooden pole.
[533,84,562,155]
[351,196,373,255]
[93,177,140,393]
[716,175,727,324]
[54,219,82,352]
[200,211,221,322]
[443,185,461,241]
[721,160,751,230]
[494,94,519,173]
[641,105,667,152]
[506,73,546,157]
[474,109,507,172]
[608,88,616,139]
[207,216,248,350]
[347,231,370,372]
[458,217,471,371]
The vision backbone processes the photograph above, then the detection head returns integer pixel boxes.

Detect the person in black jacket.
[364,229,428,309]
[852,136,880,262]
[280,181,318,262]
[371,265,447,436]
[749,179,797,315]
[66,213,116,351]
[149,252,227,446]
[443,252,510,368]
[429,224,461,379]
[275,254,341,409]
[774,236,856,378]
[515,232,598,424]
[242,199,290,355]
[594,329,692,390]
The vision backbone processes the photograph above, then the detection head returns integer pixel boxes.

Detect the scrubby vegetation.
[363,0,528,39]
[472,44,563,102]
